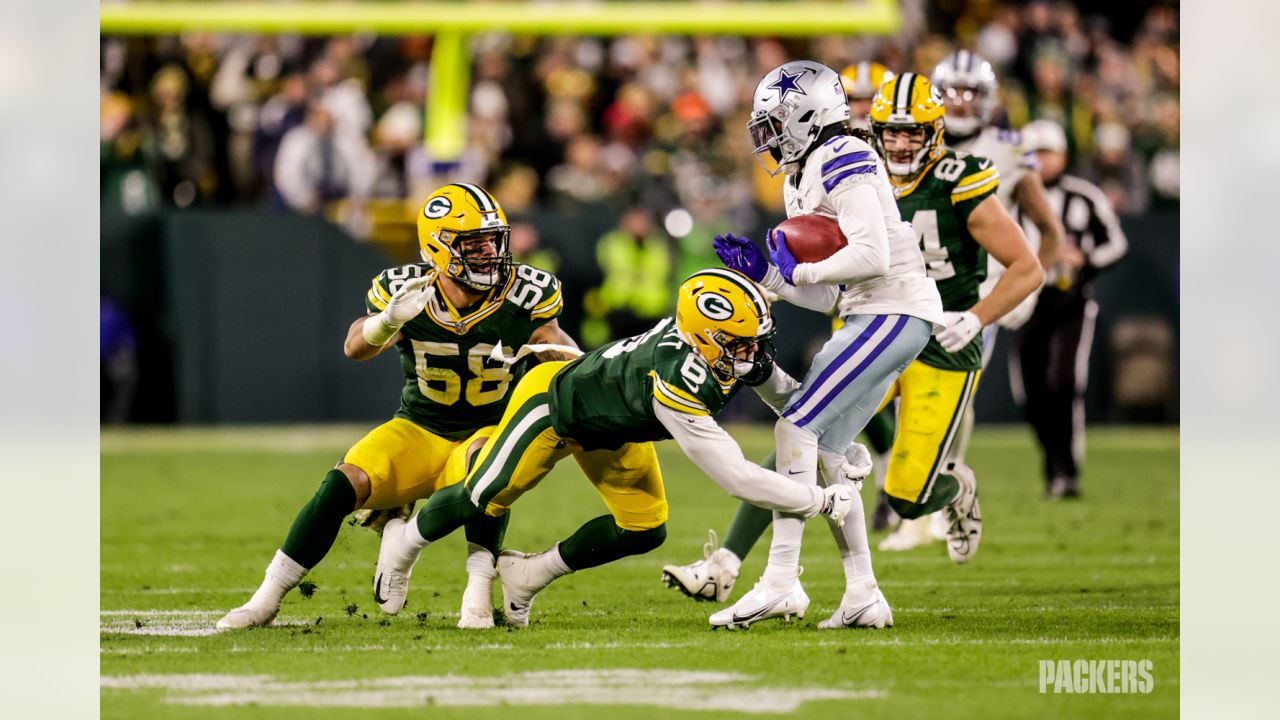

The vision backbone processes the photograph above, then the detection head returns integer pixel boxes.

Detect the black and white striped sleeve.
[1063,176,1128,272]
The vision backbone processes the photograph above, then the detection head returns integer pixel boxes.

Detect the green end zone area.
[101,425,1178,719]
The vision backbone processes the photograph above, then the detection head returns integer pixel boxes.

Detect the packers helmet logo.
[423,196,453,219]
[696,292,735,321]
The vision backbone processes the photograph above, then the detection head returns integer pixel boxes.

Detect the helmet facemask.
[872,122,942,177]
[714,325,777,386]
[749,106,811,177]
[427,226,512,291]
[937,85,991,140]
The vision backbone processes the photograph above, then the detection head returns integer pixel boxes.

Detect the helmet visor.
[748,112,786,176]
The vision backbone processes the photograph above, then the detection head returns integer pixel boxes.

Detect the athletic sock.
[887,473,960,520]
[246,550,307,608]
[463,507,510,557]
[459,543,497,613]
[280,469,357,569]
[413,482,481,545]
[722,499,774,561]
[762,420,817,589]
[818,449,875,587]
[558,514,666,571]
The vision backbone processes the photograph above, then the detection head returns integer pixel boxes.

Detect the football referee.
[1011,119,1128,499]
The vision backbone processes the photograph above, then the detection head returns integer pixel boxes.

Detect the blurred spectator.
[101,90,160,215]
[274,104,375,213]
[149,64,218,207]
[582,207,673,347]
[100,2,1178,222]
[1085,122,1149,215]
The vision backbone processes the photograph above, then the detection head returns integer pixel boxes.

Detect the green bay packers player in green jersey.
[217,183,578,631]
[373,269,863,627]
[865,73,1042,563]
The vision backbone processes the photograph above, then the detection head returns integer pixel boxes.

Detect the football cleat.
[878,516,935,551]
[661,530,739,602]
[944,462,982,564]
[709,575,810,630]
[373,518,418,615]
[496,549,558,628]
[1047,476,1081,500]
[457,569,496,630]
[871,490,898,532]
[817,580,894,630]
[215,602,279,630]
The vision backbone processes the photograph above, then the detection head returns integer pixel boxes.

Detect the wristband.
[362,312,402,346]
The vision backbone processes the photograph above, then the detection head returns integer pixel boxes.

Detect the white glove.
[363,276,431,345]
[819,484,855,527]
[843,442,873,481]
[935,310,982,353]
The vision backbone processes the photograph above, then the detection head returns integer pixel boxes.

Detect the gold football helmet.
[841,61,895,101]
[868,72,947,177]
[675,269,775,384]
[416,183,512,290]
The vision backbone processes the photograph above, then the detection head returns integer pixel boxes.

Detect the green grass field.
[101,425,1178,719]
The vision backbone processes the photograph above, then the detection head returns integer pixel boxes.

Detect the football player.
[372,269,864,627]
[216,183,578,630]
[866,73,1043,562]
[659,61,907,608]
[702,60,945,629]
[840,61,895,131]
[878,49,1066,551]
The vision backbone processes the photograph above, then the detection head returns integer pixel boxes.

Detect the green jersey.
[548,317,743,451]
[365,262,564,440]
[893,148,1000,370]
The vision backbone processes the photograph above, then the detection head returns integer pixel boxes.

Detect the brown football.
[774,214,847,263]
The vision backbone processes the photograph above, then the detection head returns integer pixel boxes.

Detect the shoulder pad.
[504,263,564,321]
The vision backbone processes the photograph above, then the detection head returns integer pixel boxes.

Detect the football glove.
[767,228,798,285]
[712,232,768,283]
[819,484,856,528]
[844,442,873,482]
[363,276,431,345]
[936,310,982,353]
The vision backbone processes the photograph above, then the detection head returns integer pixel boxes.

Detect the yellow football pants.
[877,361,981,505]
[342,417,494,510]
[461,360,668,531]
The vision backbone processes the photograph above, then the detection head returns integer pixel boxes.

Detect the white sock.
[540,544,572,579]
[717,549,743,575]
[948,403,975,463]
[464,543,496,578]
[402,515,432,555]
[818,449,876,587]
[460,544,496,612]
[762,419,818,589]
[248,550,307,608]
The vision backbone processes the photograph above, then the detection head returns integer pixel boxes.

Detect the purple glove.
[712,232,768,283]
[767,228,798,285]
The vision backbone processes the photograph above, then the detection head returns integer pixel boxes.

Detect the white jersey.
[766,134,943,329]
[954,126,1040,327]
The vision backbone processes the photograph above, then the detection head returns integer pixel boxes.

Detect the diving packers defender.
[218,183,577,632]
[867,73,1042,563]
[374,269,863,628]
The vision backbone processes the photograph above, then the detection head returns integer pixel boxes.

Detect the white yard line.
[101,670,886,712]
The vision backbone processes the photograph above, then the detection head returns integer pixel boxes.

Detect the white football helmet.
[748,61,850,176]
[930,50,998,141]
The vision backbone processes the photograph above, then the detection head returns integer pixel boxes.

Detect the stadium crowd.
[101,0,1178,337]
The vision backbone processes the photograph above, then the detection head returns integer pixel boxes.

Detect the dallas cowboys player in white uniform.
[710,61,943,629]
[881,50,1066,551]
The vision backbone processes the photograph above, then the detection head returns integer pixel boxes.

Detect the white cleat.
[709,576,810,630]
[817,580,894,630]
[457,572,496,629]
[661,530,739,602]
[878,516,935,551]
[496,549,558,628]
[944,462,982,564]
[216,602,279,630]
[373,518,418,615]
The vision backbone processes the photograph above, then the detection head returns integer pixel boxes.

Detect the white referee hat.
[1022,119,1068,153]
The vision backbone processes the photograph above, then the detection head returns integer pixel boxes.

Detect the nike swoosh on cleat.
[840,603,875,626]
[374,573,388,605]
[730,596,787,624]
[788,470,804,475]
